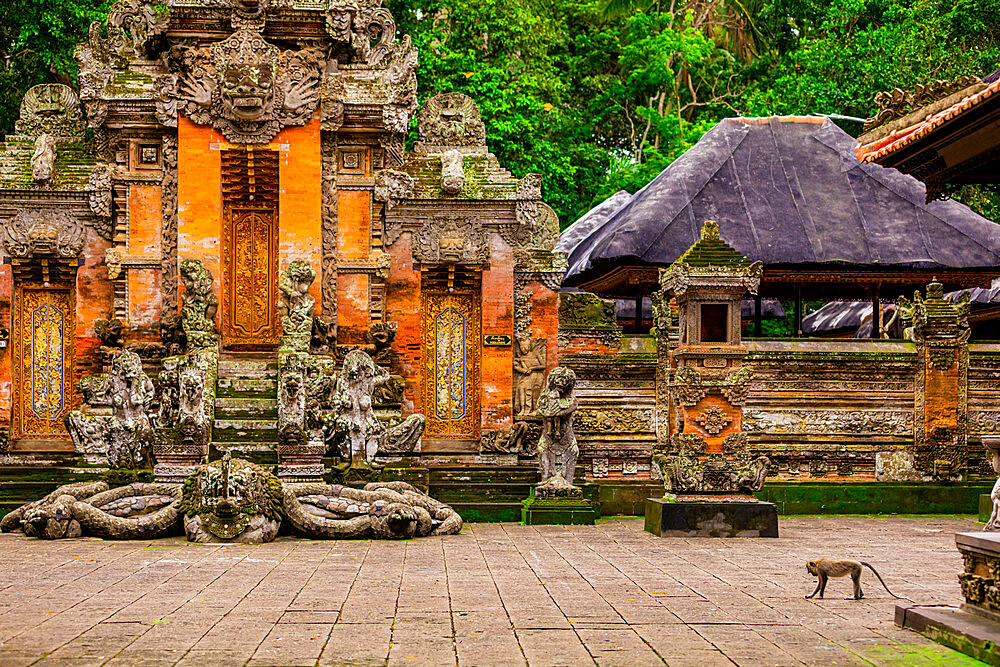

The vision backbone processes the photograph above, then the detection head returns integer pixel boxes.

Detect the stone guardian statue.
[536,367,580,490]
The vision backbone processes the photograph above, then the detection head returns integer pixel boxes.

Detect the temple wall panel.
[336,188,370,343]
[337,273,369,345]
[128,185,162,332]
[559,352,657,481]
[386,234,421,416]
[481,236,513,430]
[967,344,1000,474]
[743,340,917,480]
[76,228,114,393]
[276,116,322,311]
[524,280,559,373]
[177,117,223,310]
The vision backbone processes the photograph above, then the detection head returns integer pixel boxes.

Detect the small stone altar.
[521,367,598,525]
[645,221,777,538]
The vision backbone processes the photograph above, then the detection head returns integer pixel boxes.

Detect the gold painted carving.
[221,147,280,348]
[420,270,481,439]
[12,282,74,440]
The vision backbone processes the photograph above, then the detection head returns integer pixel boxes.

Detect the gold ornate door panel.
[221,147,280,348]
[12,283,74,441]
[421,267,482,439]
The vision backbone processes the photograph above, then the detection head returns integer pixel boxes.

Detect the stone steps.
[213,353,280,450]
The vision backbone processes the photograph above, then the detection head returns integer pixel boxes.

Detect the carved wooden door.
[421,268,481,439]
[221,147,280,348]
[12,283,74,441]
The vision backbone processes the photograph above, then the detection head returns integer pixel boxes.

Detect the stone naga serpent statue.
[1,454,462,543]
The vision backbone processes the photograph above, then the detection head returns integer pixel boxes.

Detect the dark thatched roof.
[562,117,1000,290]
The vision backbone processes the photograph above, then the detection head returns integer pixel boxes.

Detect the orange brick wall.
[128,184,162,334]
[386,234,421,416]
[0,264,11,425]
[75,228,115,409]
[481,236,513,430]
[923,352,959,439]
[336,188,371,343]
[337,273,370,346]
[525,280,559,373]
[276,116,322,312]
[177,117,223,315]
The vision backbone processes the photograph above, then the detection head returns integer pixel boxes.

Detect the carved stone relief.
[513,332,546,416]
[162,27,324,143]
[411,216,488,265]
[31,135,57,185]
[373,170,414,211]
[440,149,464,194]
[2,209,85,259]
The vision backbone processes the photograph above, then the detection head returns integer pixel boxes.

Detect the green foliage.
[0,0,113,134]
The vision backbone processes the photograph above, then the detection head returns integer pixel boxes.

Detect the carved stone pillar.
[901,280,970,480]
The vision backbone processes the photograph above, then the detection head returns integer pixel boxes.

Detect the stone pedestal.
[521,485,597,525]
[644,496,778,538]
[896,531,1000,665]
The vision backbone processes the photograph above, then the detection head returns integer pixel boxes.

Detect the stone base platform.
[644,497,778,537]
[521,486,598,525]
[896,603,1000,666]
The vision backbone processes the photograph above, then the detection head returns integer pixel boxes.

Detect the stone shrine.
[645,221,778,538]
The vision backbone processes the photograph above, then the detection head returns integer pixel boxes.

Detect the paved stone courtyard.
[0,516,985,666]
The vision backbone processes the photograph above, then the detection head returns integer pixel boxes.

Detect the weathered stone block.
[521,486,597,525]
[644,497,778,537]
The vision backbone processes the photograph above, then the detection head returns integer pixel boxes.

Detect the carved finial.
[701,220,720,240]
[927,279,944,300]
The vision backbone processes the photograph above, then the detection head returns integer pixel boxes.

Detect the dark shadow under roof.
[563,117,1000,289]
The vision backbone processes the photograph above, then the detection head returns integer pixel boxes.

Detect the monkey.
[804,559,911,601]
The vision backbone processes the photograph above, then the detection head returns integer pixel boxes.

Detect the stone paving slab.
[0,516,989,665]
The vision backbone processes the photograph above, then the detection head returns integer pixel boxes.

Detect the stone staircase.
[213,353,279,461]
[425,466,540,522]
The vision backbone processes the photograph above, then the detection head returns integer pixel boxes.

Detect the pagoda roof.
[562,116,1000,297]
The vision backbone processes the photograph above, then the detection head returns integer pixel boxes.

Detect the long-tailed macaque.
[805,559,909,600]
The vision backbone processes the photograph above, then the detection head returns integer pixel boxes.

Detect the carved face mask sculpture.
[221,63,274,122]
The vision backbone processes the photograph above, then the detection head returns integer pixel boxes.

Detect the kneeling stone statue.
[331,350,425,465]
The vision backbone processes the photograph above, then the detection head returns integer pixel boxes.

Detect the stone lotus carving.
[278,260,316,336]
[0,458,463,542]
[31,134,57,184]
[411,216,489,265]
[3,209,85,259]
[330,350,425,464]
[536,367,581,489]
[163,27,324,144]
[179,259,218,334]
[417,93,486,148]
[15,84,85,137]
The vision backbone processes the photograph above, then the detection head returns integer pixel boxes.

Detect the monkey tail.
[860,562,911,601]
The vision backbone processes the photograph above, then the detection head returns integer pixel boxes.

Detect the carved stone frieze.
[321,134,337,318]
[163,27,324,144]
[742,408,912,435]
[86,163,114,225]
[574,408,653,434]
[92,0,168,60]
[161,135,179,312]
[411,216,488,265]
[15,84,85,137]
[3,209,85,259]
